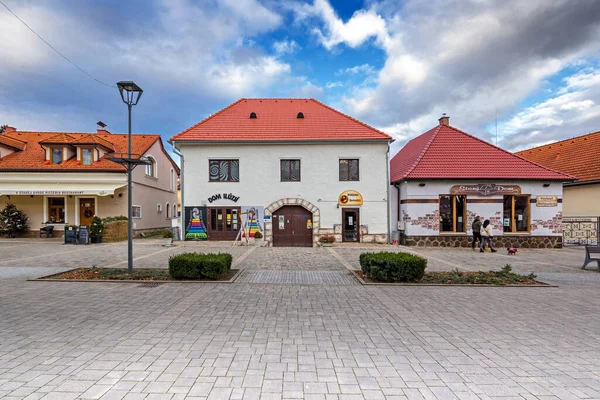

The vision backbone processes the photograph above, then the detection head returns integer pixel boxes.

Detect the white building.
[390,116,574,248]
[171,98,393,246]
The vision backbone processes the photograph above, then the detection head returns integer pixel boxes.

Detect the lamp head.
[117,81,143,106]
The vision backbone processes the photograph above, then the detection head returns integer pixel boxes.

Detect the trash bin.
[391,231,400,245]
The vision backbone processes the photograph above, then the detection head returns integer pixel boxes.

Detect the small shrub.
[168,252,232,280]
[318,235,335,244]
[253,231,263,239]
[101,215,128,224]
[162,230,174,239]
[359,251,427,282]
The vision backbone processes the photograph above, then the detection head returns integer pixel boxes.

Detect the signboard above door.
[338,190,363,206]
[535,195,558,207]
[450,184,521,196]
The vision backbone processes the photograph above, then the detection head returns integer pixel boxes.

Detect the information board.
[78,226,90,245]
[64,226,77,244]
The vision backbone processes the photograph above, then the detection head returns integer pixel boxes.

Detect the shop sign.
[208,192,239,203]
[13,190,85,195]
[536,195,558,207]
[450,184,521,196]
[338,190,363,206]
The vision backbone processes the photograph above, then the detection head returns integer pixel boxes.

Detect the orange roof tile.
[171,98,392,142]
[0,135,26,151]
[390,122,574,182]
[0,131,160,172]
[516,131,600,183]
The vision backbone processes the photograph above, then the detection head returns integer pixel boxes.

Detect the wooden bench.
[40,225,55,238]
[582,245,600,271]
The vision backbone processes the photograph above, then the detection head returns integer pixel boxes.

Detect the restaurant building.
[170,98,393,246]
[390,116,574,248]
[516,131,600,217]
[0,126,179,236]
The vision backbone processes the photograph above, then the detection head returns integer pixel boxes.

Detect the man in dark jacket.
[471,216,482,250]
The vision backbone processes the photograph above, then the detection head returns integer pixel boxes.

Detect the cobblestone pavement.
[235,270,359,285]
[1,239,600,399]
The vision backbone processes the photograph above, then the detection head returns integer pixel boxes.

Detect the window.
[81,148,94,165]
[503,195,530,233]
[47,197,65,223]
[209,159,239,182]
[166,202,171,218]
[280,159,301,182]
[51,148,63,164]
[173,204,178,218]
[439,195,466,232]
[339,159,359,181]
[170,168,175,191]
[145,157,156,177]
[132,206,142,218]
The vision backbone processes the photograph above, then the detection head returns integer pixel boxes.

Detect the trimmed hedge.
[359,251,427,282]
[168,252,232,280]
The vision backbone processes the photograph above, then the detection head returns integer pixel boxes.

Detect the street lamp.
[117,81,143,274]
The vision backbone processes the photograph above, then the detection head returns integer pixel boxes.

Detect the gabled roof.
[390,121,574,182]
[0,135,26,150]
[70,134,115,151]
[515,131,600,183]
[0,131,161,172]
[170,98,392,142]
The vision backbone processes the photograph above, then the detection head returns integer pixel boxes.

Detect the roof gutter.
[169,139,392,145]
[170,141,184,241]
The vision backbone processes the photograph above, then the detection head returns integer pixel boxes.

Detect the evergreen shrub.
[359,251,427,282]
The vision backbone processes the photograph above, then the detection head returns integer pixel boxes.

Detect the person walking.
[480,219,497,252]
[471,216,482,251]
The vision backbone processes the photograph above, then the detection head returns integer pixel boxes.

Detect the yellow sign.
[536,196,558,207]
[338,190,363,206]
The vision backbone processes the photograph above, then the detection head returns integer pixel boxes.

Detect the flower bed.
[40,267,238,281]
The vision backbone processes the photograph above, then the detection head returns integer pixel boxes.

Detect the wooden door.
[79,198,96,226]
[342,208,360,242]
[272,206,313,247]
[208,207,240,240]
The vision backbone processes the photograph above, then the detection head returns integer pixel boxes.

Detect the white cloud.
[338,64,376,75]
[273,39,300,55]
[326,81,344,89]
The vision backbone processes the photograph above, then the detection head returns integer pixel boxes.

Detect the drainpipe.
[386,143,391,243]
[171,142,184,241]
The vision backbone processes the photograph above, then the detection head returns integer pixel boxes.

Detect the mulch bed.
[40,267,239,282]
[355,270,549,286]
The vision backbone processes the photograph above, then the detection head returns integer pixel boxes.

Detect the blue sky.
[2,0,600,159]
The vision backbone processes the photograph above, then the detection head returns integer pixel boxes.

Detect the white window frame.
[145,155,157,178]
[43,195,68,225]
[170,168,175,192]
[157,203,163,213]
[173,203,178,218]
[132,205,142,219]
[166,202,171,218]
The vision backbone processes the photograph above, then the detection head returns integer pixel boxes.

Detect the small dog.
[507,247,518,255]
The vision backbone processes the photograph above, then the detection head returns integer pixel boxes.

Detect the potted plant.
[90,216,103,243]
[318,234,335,247]
[162,229,174,246]
[253,231,263,246]
[0,203,29,238]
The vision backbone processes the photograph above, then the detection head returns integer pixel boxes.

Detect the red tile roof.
[515,131,600,183]
[0,135,26,151]
[390,122,574,182]
[171,98,392,142]
[0,131,160,172]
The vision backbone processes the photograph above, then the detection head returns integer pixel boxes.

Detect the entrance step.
[235,270,358,285]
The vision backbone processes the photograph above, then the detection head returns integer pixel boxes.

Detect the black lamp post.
[117,81,143,274]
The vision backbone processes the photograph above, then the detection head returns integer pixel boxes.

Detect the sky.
[1,0,600,159]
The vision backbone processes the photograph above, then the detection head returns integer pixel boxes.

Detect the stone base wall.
[404,235,563,249]
[316,228,387,244]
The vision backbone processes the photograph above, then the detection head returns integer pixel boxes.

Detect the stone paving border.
[350,270,558,287]
[28,268,244,283]
[235,269,359,285]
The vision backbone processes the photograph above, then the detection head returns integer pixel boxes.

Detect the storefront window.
[81,148,93,165]
[47,197,65,223]
[439,195,466,232]
[51,148,63,164]
[503,195,530,232]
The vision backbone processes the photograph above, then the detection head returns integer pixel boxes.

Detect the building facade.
[0,126,179,236]
[171,98,392,246]
[390,117,574,248]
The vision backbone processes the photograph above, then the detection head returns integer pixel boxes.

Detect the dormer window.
[249,112,257,119]
[297,112,304,119]
[51,148,63,164]
[81,148,94,165]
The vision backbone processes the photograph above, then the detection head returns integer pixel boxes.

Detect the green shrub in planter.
[168,252,232,280]
[359,251,427,282]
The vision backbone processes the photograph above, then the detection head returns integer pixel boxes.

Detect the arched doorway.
[265,198,319,247]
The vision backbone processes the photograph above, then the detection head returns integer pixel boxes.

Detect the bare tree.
[0,125,7,134]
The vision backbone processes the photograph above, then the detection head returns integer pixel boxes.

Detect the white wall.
[179,142,389,237]
[399,180,563,236]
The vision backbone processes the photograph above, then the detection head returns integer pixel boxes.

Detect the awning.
[0,183,127,196]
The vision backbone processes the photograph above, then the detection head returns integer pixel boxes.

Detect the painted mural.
[241,206,264,237]
[185,206,208,240]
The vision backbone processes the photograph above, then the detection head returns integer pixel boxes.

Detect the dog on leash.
[507,247,518,255]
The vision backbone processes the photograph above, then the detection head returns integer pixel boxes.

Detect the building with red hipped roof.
[0,125,179,237]
[516,131,600,218]
[390,116,574,248]
[170,98,393,246]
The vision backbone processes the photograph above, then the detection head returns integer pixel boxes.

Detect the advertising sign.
[536,196,558,207]
[450,184,521,196]
[338,190,364,206]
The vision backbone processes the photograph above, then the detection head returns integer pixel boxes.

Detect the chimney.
[96,121,109,134]
[3,126,16,133]
[438,114,449,126]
